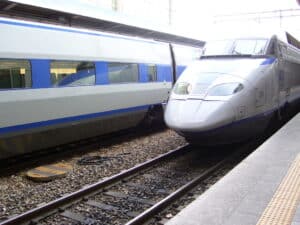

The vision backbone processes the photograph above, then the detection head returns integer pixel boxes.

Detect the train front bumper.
[164,99,235,132]
[164,98,271,145]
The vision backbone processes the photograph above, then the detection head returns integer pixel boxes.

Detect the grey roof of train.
[0,0,205,47]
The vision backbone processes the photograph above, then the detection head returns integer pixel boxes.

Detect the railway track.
[0,142,253,225]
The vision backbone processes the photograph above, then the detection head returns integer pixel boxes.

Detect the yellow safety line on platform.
[256,154,300,225]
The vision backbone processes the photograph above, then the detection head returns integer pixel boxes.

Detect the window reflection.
[203,39,268,56]
[51,61,95,86]
[108,63,139,83]
[204,40,234,56]
[233,39,267,55]
[0,60,31,89]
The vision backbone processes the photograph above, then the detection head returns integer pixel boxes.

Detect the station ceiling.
[0,0,205,47]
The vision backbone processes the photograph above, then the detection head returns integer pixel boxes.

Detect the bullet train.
[0,17,200,159]
[165,30,300,144]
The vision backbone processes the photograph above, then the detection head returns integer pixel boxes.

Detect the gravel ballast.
[0,129,186,221]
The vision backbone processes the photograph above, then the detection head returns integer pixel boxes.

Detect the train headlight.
[173,82,192,95]
[207,83,243,96]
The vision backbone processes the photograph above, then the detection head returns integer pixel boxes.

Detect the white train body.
[165,31,300,144]
[0,17,199,159]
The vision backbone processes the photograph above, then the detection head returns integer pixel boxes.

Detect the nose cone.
[164,99,235,132]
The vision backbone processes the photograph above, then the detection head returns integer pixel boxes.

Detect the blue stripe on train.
[176,65,186,79]
[157,65,172,82]
[260,57,276,65]
[0,104,151,135]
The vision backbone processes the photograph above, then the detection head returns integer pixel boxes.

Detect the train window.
[204,40,234,56]
[147,64,157,81]
[50,61,95,87]
[0,60,31,89]
[108,62,139,83]
[233,40,256,55]
[254,40,268,54]
[233,39,268,55]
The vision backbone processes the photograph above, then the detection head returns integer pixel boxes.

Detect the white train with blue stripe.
[164,30,300,144]
[0,17,200,159]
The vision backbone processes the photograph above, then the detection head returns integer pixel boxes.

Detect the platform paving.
[166,113,300,225]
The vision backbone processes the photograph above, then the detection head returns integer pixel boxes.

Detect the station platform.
[166,113,300,225]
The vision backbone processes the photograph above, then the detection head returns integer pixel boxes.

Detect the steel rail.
[0,144,190,225]
[125,149,237,225]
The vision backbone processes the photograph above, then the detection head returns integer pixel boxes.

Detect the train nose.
[164,99,235,132]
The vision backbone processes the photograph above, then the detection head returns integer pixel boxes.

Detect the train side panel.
[0,18,175,159]
[0,18,171,64]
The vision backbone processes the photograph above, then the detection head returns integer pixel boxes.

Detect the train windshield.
[203,39,268,56]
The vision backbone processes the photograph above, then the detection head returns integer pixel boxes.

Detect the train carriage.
[0,17,200,159]
[164,29,300,144]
